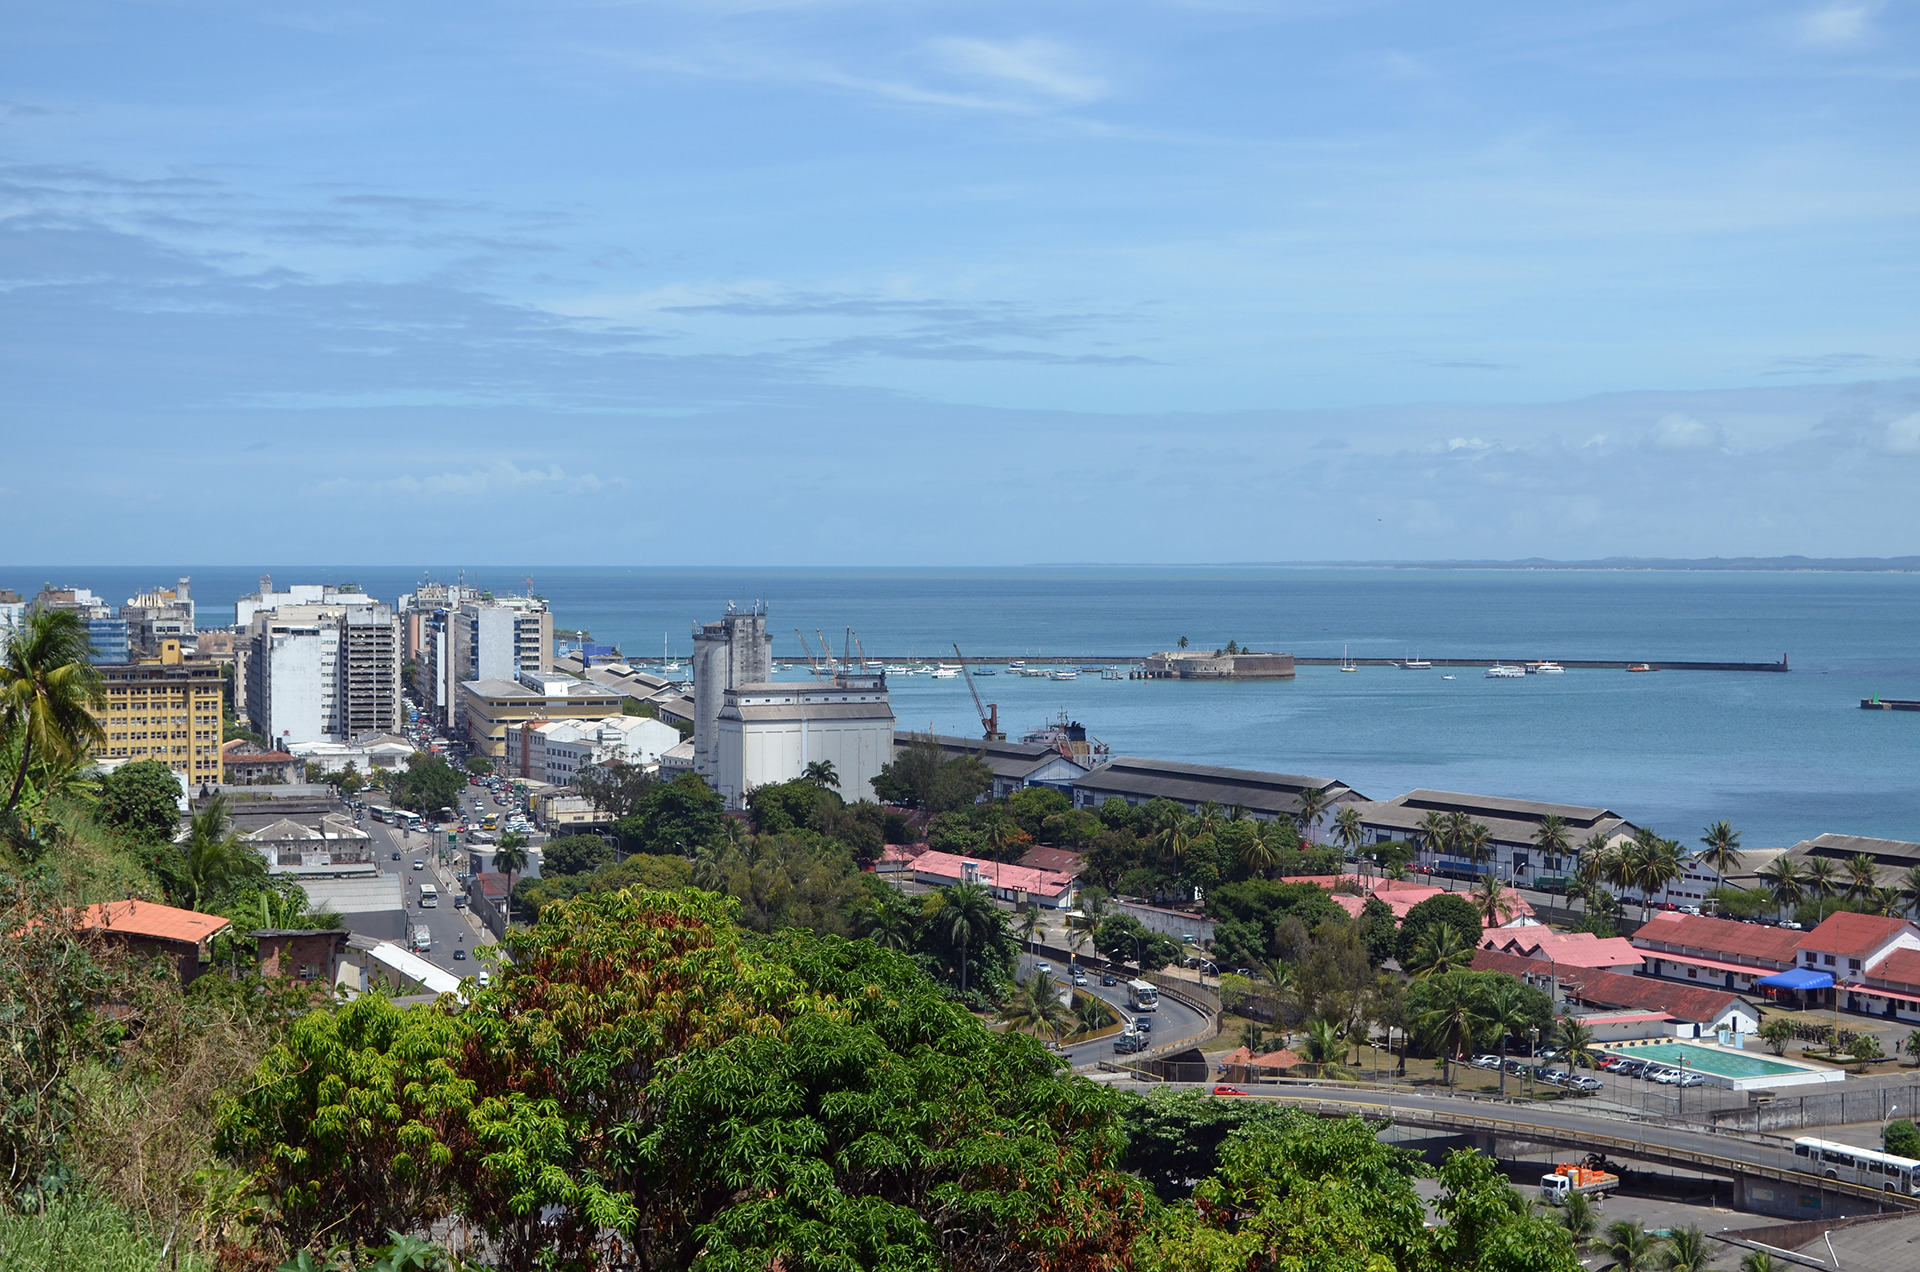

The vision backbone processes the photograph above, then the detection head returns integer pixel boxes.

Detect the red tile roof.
[1798,912,1920,961]
[1870,947,1920,990]
[1219,1044,1304,1071]
[1634,911,1805,964]
[1471,949,1750,1025]
[1486,930,1645,969]
[1016,846,1086,876]
[79,899,229,945]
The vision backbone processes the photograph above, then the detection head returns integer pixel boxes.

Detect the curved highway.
[1015,953,1211,1069]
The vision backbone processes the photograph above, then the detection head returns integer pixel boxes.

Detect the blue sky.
[2,1,1917,564]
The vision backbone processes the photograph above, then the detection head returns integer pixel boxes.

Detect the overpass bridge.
[1164,1084,1920,1217]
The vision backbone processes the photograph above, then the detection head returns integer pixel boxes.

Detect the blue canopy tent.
[1756,967,1833,1008]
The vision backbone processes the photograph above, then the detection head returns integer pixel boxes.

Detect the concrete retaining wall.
[1710,1081,1920,1134]
[1113,901,1215,942]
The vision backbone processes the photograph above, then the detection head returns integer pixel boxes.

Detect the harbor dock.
[1862,698,1920,711]
[839,654,1791,673]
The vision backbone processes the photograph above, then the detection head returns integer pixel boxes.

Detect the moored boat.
[1485,664,1526,678]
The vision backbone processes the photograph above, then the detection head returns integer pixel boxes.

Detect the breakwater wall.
[841,655,1791,673]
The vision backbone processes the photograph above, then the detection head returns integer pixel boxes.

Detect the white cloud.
[926,37,1105,104]
[1446,436,1492,451]
[1651,413,1723,452]
[1802,3,1878,45]
[1885,413,1920,453]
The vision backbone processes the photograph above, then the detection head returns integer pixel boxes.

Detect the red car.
[1212,1085,1249,1097]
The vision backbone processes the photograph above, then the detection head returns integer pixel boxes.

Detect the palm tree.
[1,607,106,814]
[1334,806,1364,867]
[1574,835,1613,914]
[1699,821,1744,879]
[998,971,1074,1040]
[1804,857,1841,903]
[1299,1018,1355,1080]
[1071,991,1115,1038]
[1599,1219,1661,1272]
[1657,1225,1711,1272]
[1469,874,1515,930]
[179,794,262,913]
[854,890,918,951]
[1407,923,1476,979]
[1412,971,1489,1088]
[1556,1190,1598,1252]
[1556,1016,1600,1078]
[928,880,1000,997]
[1532,813,1570,866]
[493,832,530,927]
[1462,822,1494,882]
[1738,1252,1782,1272]
[1418,810,1450,869]
[1148,805,1191,863]
[1868,885,1904,918]
[1016,905,1042,957]
[1902,864,1920,921]
[1759,856,1806,919]
[1238,821,1282,879]
[1194,801,1224,837]
[1844,852,1882,901]
[801,759,839,790]
[1482,975,1536,1098]
[1294,785,1330,844]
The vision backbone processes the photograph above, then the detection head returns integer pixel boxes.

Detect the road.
[358,781,542,976]
[1143,1081,1916,1206]
[1015,953,1211,1069]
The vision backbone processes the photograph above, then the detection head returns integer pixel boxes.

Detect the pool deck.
[1601,1039,1846,1091]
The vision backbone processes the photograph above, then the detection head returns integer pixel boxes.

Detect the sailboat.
[1399,651,1432,669]
[661,635,682,674]
[1339,645,1359,672]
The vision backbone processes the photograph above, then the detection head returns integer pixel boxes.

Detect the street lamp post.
[1528,1028,1539,1099]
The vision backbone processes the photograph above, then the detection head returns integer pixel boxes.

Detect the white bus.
[1126,979,1159,1012]
[419,883,438,908]
[1792,1137,1920,1193]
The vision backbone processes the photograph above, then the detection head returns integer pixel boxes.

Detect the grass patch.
[0,1192,212,1272]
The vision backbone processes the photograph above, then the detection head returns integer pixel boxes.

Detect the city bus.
[397,810,424,831]
[419,883,438,908]
[1126,979,1160,1012]
[1792,1137,1920,1193]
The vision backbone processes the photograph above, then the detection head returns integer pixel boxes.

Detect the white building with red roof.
[1481,928,1644,974]
[1791,912,1920,1019]
[1632,911,1804,995]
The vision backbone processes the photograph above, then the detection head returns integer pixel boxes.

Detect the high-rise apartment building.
[33,587,130,663]
[691,604,771,780]
[395,583,480,730]
[91,640,226,783]
[243,597,402,745]
[450,596,552,737]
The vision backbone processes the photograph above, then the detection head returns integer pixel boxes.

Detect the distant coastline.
[1184,556,1920,573]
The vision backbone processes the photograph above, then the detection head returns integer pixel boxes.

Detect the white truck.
[1540,1160,1620,1204]
[411,925,432,954]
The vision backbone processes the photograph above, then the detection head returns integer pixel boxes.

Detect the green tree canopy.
[392,753,463,815]
[1397,892,1486,966]
[613,772,725,855]
[541,833,620,877]
[97,759,183,844]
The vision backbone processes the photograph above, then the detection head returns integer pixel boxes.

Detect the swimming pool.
[1603,1043,1806,1080]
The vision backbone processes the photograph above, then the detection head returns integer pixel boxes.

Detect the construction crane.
[851,628,873,673]
[794,629,827,683]
[816,628,839,676]
[954,644,1005,741]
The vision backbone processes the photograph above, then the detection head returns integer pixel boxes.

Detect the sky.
[2,1,1918,564]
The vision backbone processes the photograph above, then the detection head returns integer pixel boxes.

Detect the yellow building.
[456,673,624,759]
[92,640,226,783]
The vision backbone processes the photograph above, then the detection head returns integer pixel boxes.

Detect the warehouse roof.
[1071,756,1360,816]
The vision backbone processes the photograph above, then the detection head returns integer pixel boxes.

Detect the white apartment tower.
[691,604,772,779]
[243,597,402,744]
[450,596,553,736]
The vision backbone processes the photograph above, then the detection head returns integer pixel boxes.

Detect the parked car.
[1678,1072,1707,1087]
[1569,1076,1605,1092]
[1650,1066,1681,1085]
[1471,1055,1502,1070]
[1615,1059,1648,1078]
[1541,1069,1570,1085]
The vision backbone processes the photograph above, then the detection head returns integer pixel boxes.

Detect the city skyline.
[2,2,1916,563]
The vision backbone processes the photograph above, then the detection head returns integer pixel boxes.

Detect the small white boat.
[1534,661,1566,675]
[931,665,961,679]
[1339,644,1359,673]
[973,666,996,676]
[1051,669,1079,681]
[1485,665,1526,678]
[1441,674,1455,680]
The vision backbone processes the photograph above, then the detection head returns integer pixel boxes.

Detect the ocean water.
[14,565,1920,850]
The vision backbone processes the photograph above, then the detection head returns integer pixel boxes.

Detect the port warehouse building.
[1065,755,1365,822]
[1345,791,1639,888]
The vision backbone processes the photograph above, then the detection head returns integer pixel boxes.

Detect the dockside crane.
[816,628,839,676]
[794,629,828,683]
[954,644,1005,741]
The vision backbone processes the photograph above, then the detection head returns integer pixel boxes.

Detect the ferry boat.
[1007,660,1026,671]
[1485,665,1527,678]
[1533,661,1566,675]
[931,664,961,679]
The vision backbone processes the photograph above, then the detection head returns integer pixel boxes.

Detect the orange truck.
[1540,1162,1620,1203]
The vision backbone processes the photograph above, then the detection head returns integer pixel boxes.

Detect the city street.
[359,803,501,976]
[1014,952,1211,1068]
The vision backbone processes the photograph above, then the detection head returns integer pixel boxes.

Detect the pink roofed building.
[1481,928,1644,974]
[1289,874,1534,929]
[876,844,1077,908]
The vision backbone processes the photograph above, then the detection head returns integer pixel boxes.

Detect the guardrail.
[1254,1094,1920,1209]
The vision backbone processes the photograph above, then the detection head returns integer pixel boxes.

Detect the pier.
[1862,698,1920,711]
[832,654,1791,673]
